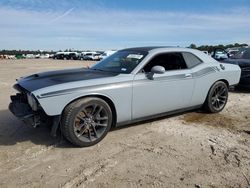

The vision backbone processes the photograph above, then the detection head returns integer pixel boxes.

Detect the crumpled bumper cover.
[9,94,60,136]
[9,101,33,118]
[9,95,40,127]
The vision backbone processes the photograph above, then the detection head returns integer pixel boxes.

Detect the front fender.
[33,83,133,123]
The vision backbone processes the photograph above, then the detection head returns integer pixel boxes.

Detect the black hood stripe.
[18,68,119,92]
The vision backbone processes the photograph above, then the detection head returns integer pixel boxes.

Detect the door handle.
[185,73,192,78]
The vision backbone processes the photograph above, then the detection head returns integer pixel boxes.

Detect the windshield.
[232,48,250,59]
[91,50,148,74]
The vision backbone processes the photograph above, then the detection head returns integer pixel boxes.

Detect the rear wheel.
[204,81,228,113]
[61,97,112,147]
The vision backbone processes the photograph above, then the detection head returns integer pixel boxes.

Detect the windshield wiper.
[91,68,105,72]
[91,68,117,73]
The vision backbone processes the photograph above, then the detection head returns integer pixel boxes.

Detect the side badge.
[220,64,225,70]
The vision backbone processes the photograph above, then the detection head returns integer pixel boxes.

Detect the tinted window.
[242,48,250,59]
[182,52,203,68]
[143,53,187,72]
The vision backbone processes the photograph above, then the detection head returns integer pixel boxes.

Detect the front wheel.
[61,97,113,147]
[204,81,228,113]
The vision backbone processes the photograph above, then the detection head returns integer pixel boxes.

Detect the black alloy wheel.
[204,81,228,113]
[61,97,112,147]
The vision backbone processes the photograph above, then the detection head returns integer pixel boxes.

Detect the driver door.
[132,52,195,120]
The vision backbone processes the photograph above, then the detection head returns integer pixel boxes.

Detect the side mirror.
[146,65,165,80]
[151,66,165,74]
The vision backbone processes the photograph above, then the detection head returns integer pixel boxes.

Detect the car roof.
[120,46,202,54]
[120,46,170,52]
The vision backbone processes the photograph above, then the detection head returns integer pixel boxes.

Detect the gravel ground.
[0,59,249,188]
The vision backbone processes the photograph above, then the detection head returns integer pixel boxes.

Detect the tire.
[204,81,228,113]
[61,97,113,147]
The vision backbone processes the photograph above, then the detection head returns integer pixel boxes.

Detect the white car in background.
[211,49,228,61]
[39,54,50,59]
[80,52,100,61]
[84,53,101,61]
[25,54,36,59]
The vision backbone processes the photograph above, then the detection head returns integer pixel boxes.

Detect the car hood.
[17,68,119,92]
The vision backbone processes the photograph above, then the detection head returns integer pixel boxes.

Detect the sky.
[0,0,250,51]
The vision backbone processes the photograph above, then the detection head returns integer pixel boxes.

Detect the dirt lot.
[0,59,249,188]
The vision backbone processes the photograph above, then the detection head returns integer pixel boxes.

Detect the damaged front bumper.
[9,93,41,127]
[9,92,61,136]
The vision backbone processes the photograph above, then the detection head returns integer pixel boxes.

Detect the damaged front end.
[9,84,43,127]
[9,84,60,136]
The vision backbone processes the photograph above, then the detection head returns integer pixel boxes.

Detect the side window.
[242,48,250,59]
[143,53,187,72]
[182,52,203,68]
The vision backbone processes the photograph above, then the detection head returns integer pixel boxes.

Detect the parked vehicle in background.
[8,55,16,59]
[223,47,250,88]
[0,55,16,59]
[9,47,241,147]
[15,54,25,59]
[79,52,97,60]
[64,52,79,60]
[226,48,240,58]
[81,52,101,61]
[54,52,79,60]
[25,54,36,59]
[49,54,55,58]
[53,52,64,60]
[39,54,50,59]
[211,49,228,61]
[92,53,102,61]
[100,50,117,60]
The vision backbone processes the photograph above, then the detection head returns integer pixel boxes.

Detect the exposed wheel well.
[217,79,229,88]
[63,95,117,128]
[207,79,229,98]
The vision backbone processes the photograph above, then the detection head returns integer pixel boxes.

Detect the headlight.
[27,93,38,111]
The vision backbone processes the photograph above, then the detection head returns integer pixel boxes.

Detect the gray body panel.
[132,69,194,119]
[16,47,241,125]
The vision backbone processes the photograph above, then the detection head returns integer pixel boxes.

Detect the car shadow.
[3,104,243,148]
[230,86,250,93]
[0,109,62,147]
[0,108,196,148]
[110,109,197,132]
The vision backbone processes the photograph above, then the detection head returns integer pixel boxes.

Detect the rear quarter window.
[182,52,203,68]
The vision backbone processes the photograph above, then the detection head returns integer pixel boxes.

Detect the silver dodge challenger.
[9,47,241,146]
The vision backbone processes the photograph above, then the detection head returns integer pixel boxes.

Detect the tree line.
[0,43,249,55]
[0,49,55,55]
[0,49,102,55]
[188,43,248,52]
